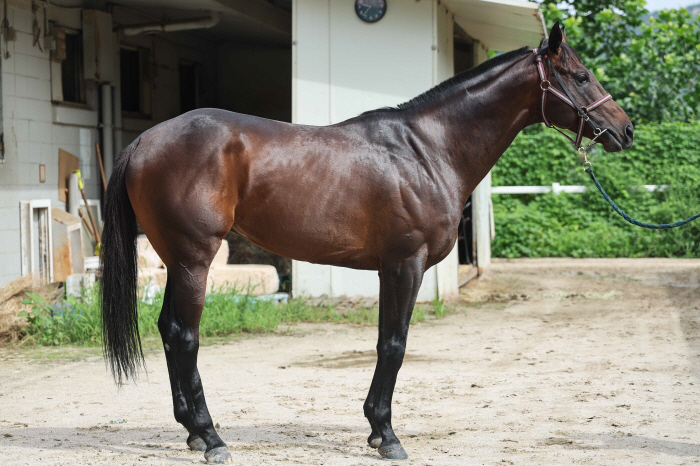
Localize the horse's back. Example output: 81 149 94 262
124 108 456 270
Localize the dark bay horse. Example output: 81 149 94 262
100 23 633 463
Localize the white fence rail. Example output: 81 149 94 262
492 182 669 195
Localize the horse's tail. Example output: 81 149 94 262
100 137 143 384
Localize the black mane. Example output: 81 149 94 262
362 46 532 116
361 40 582 116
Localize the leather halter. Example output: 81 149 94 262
534 49 613 151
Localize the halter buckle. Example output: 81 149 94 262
540 80 551 91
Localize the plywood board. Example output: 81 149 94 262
58 149 79 203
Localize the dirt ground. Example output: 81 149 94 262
2 258 700 465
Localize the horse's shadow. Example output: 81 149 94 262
548 432 700 457
0 422 378 462
663 272 700 380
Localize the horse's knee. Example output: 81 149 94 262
379 338 406 367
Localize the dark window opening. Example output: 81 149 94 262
120 48 141 113
454 42 474 75
61 33 85 103
454 22 476 266
179 63 197 114
458 195 475 265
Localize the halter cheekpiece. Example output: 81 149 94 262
533 49 613 154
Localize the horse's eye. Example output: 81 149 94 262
576 73 589 84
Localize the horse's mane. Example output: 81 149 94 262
362 39 578 116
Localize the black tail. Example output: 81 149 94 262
100 137 143 384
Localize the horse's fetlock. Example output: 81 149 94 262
373 405 392 426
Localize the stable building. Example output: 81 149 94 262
0 0 544 299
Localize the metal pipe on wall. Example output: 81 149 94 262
112 85 122 167
119 13 220 36
100 84 114 180
68 172 80 217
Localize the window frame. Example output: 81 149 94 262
50 26 89 108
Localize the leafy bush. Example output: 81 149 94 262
492 122 700 258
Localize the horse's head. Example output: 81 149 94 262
538 22 633 152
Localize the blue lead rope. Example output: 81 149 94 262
585 165 700 229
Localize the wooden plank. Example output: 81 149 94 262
58 149 80 203
458 265 479 288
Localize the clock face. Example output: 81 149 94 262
355 0 387 23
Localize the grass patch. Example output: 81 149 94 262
17 284 444 347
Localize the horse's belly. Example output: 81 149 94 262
232 201 380 270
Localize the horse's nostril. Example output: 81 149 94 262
625 124 634 140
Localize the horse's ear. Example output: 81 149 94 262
561 24 567 42
549 22 563 54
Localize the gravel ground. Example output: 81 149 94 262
1 258 700 465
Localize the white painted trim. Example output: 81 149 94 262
19 199 54 282
492 184 669 195
52 104 99 127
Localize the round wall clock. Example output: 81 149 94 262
355 0 387 23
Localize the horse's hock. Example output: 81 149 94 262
136 236 279 295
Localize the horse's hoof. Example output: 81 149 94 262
378 443 408 460
368 434 382 449
204 446 232 464
187 435 207 452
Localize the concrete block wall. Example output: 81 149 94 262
0 1 101 286
0 2 221 287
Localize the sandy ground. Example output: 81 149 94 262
2 258 700 465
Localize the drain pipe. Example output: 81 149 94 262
100 84 114 180
119 13 220 36
112 85 122 171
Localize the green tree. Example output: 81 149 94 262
538 1 700 124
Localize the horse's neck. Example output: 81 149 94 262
418 54 540 201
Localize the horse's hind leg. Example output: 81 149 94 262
159 240 232 464
158 277 206 452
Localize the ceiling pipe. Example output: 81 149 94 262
118 12 220 36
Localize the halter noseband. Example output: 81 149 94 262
534 49 613 154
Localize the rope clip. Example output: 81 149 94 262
578 147 592 171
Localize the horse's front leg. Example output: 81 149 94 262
365 253 426 460
364 271 384 449
161 260 232 464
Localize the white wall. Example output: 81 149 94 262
292 0 460 301
471 42 492 273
